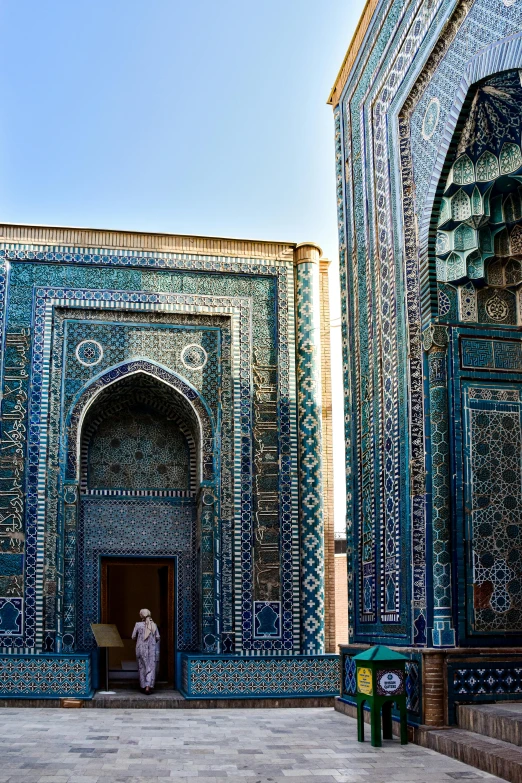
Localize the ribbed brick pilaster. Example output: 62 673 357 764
423 651 446 726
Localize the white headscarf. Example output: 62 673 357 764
140 608 157 640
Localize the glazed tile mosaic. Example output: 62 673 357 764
0 228 333 699
180 653 339 698
0 654 91 697
330 0 522 725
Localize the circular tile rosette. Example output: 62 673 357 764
181 343 208 370
75 340 104 367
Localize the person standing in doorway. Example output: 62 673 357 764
132 608 160 694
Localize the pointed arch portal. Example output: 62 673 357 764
60 361 219 677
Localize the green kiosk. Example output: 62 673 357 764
353 645 408 747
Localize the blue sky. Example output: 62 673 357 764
0 0 366 528
0 0 364 260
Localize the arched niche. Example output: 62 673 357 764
65 359 215 486
60 360 219 658
79 373 198 495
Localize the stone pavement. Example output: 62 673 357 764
0 707 507 783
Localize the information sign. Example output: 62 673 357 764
377 670 403 696
357 666 373 696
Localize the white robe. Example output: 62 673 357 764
132 621 160 688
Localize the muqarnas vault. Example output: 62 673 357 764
0 225 338 699
331 0 522 726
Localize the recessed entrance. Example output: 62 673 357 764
101 558 175 686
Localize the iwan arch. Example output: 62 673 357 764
0 226 338 699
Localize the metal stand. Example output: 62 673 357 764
97 647 116 695
90 623 123 695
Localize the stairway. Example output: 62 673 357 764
419 704 522 782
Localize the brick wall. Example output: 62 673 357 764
335 553 349 648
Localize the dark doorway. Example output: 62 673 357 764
101 557 175 686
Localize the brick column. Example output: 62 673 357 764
423 651 446 726
295 243 325 654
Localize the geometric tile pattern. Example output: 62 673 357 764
0 235 319 676
461 338 522 372
453 665 522 698
86 404 191 492
424 326 455 647
448 659 522 722
63 319 222 417
0 653 91 697
180 654 339 698
343 654 356 696
78 497 197 651
334 0 522 659
465 387 522 634
296 259 325 654
405 659 421 715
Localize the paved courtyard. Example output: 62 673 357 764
0 707 506 783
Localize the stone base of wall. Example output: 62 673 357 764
0 695 335 709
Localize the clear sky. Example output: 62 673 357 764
0 0 366 530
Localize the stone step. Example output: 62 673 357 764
0 693 335 709
420 726 522 783
86 692 335 709
457 704 522 746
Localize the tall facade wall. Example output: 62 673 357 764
0 225 338 699
332 0 522 723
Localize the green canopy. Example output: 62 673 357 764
353 645 408 662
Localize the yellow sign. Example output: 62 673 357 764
90 623 124 648
357 666 373 696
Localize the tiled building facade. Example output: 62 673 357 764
0 224 338 700
331 0 522 725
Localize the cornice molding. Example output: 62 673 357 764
0 223 297 261
327 0 381 108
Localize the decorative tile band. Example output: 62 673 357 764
296 260 325 654
461 338 522 372
0 653 91 698
447 659 522 723
180 654 339 698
